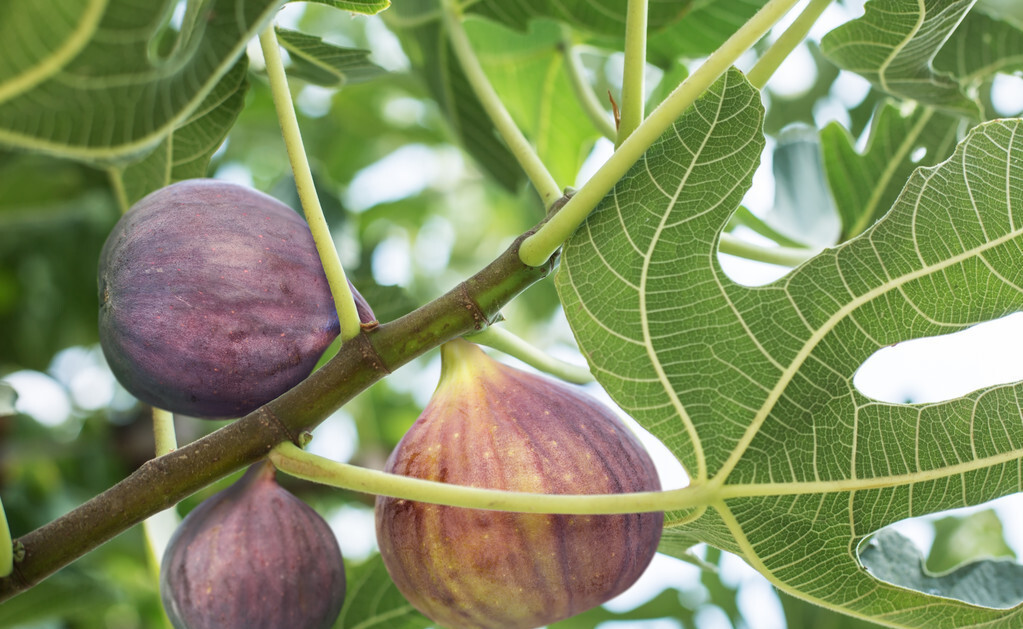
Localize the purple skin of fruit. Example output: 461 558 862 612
160 461 345 629
375 339 664 629
98 179 374 419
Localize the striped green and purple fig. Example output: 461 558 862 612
160 461 345 629
375 339 663 629
98 179 374 419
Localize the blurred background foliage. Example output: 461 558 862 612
1 0 1022 627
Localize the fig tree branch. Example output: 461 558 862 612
0 231 555 604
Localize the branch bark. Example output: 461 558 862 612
0 229 556 603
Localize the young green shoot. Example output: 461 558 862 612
616 0 648 147
441 0 562 208
718 232 819 267
258 26 363 342
0 498 11 578
270 441 707 514
560 33 617 141
518 0 805 268
468 325 594 384
142 407 180 580
747 0 835 89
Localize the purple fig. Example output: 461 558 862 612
160 461 345 629
97 179 374 419
375 339 663 629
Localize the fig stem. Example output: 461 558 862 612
258 25 363 342
467 326 594 384
140 406 180 579
718 233 818 267
440 0 563 209
746 0 834 90
0 498 12 578
616 0 647 148
517 0 804 268
151 407 177 456
558 32 617 142
270 442 698 514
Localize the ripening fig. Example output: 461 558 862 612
97 179 374 419
375 339 664 629
160 461 345 629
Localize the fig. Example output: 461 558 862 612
375 339 663 629
98 179 374 419
160 461 345 629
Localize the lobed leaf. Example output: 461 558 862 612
0 0 283 163
821 101 961 241
109 57 250 207
275 28 384 88
820 0 980 118
558 62 1023 626
934 10 1023 83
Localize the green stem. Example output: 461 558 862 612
271 442 705 514
718 232 818 267
142 407 180 581
0 498 11 578
746 0 834 90
151 407 177 456
560 35 617 141
727 206 807 249
441 0 562 208
617 0 648 147
258 26 362 342
518 0 803 267
106 169 131 214
467 326 593 384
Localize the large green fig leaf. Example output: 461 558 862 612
820 0 980 118
821 102 960 241
557 65 1023 626
0 0 282 163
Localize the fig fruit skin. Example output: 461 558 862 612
160 461 345 629
98 179 374 419
375 339 664 629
